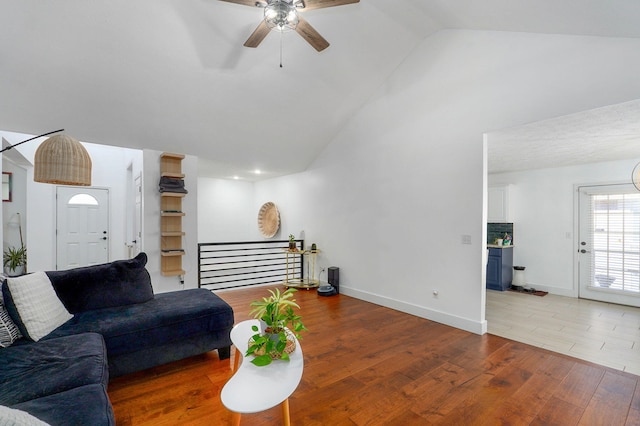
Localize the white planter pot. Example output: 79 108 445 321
4 265 25 277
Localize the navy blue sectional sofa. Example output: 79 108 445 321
0 253 234 425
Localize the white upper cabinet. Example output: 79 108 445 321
488 185 511 223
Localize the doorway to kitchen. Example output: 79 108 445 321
578 183 640 307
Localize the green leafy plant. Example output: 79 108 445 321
3 245 26 272
246 288 307 366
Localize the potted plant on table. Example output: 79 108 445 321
288 234 297 251
3 245 27 277
246 288 307 366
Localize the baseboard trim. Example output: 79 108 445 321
340 286 487 335
524 282 576 298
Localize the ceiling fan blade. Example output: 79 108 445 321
219 0 267 7
295 16 329 51
244 20 271 48
297 0 359 11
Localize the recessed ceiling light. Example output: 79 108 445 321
233 176 239 180
254 169 261 175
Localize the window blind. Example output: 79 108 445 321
587 191 640 293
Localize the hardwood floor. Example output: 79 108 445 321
108 286 640 425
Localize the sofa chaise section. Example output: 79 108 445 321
47 288 234 376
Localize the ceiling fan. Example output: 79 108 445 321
220 0 360 52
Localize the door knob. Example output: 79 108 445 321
101 237 107 240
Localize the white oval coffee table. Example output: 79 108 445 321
221 320 304 426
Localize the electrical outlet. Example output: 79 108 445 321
461 235 472 245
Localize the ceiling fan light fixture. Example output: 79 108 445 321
264 1 299 32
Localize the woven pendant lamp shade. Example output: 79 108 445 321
34 134 92 186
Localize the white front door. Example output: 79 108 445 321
56 186 109 270
578 184 640 307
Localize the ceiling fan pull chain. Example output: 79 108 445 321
280 31 284 68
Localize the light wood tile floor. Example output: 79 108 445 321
487 289 640 376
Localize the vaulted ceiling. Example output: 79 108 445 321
1 0 640 180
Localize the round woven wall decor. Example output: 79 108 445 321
633 162 640 192
258 202 280 238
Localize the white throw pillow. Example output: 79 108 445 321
0 405 50 426
6 272 73 341
0 299 22 348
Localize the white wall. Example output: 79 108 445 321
251 30 640 334
2 161 27 251
252 173 337 280
143 149 199 293
197 177 255 243
489 158 640 297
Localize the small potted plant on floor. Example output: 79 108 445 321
3 245 27 277
246 288 307 366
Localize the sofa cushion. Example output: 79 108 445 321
46 252 153 314
106 329 232 377
0 405 50 426
0 333 108 406
0 299 21 348
46 288 234 357
12 384 114 426
3 273 73 341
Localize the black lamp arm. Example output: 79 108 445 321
0 129 65 154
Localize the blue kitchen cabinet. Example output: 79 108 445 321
486 247 513 291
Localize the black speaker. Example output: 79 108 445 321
328 267 339 294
